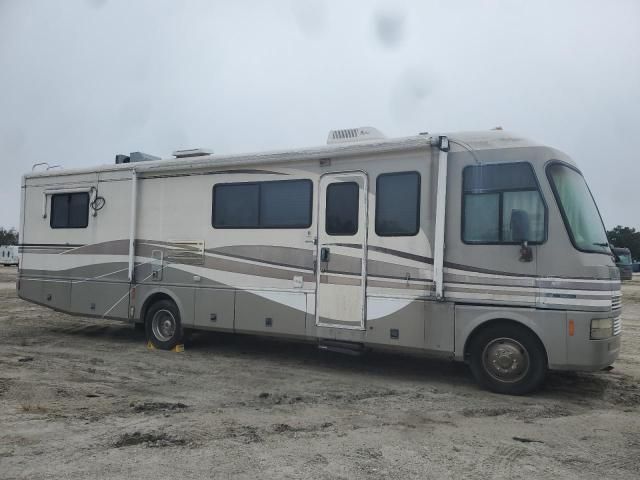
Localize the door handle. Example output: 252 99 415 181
320 247 330 263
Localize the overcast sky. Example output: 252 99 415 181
0 0 638 231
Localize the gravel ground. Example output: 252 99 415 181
0 267 638 479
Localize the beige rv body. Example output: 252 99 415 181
18 130 621 375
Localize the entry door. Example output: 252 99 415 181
316 172 368 329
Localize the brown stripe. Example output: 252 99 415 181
367 260 426 281
207 245 314 271
332 243 433 265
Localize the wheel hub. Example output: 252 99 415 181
482 338 530 383
151 309 176 342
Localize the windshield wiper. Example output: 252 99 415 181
592 242 609 247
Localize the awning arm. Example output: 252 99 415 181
432 135 449 300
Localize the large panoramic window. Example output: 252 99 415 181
50 192 90 229
375 172 421 236
463 163 546 244
212 179 312 229
546 163 609 254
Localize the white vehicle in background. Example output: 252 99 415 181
17 127 622 394
0 245 18 266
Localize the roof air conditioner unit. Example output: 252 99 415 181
326 126 385 145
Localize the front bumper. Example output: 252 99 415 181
555 313 621 371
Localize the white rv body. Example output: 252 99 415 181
17 129 621 393
1 245 19 266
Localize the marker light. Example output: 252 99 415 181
568 320 575 337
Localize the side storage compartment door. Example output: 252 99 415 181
71 281 130 319
20 278 71 312
194 288 235 331
235 290 307 337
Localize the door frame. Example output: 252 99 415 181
315 170 369 330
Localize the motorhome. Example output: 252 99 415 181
1 245 18 266
612 247 633 281
17 128 622 394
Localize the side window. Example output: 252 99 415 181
463 163 546 244
326 182 359 235
212 183 259 227
212 179 312 229
375 172 420 236
260 180 312 228
50 193 90 229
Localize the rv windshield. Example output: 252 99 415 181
547 163 609 254
617 252 632 265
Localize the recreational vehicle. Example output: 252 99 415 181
17 128 622 394
1 245 18 266
612 247 633 281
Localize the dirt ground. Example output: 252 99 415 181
0 267 638 479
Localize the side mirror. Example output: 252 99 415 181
510 209 533 262
610 245 620 263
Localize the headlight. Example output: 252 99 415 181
590 318 614 339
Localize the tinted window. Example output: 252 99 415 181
376 172 420 236
50 193 89 228
212 183 259 227
464 193 499 242
464 163 538 192
462 163 545 244
326 182 359 235
212 180 312 228
261 181 312 227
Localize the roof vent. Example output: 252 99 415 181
116 152 161 164
327 126 385 145
172 148 213 158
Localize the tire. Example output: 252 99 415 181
468 323 547 395
145 299 183 350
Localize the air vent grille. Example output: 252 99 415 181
332 129 359 141
326 126 385 145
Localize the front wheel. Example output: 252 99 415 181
468 323 547 395
145 299 183 350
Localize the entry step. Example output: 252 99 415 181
318 340 366 356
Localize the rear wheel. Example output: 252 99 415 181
469 323 547 395
145 299 183 350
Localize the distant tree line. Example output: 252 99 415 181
607 226 640 261
0 227 18 245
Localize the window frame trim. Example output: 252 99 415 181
461 161 548 246
545 159 610 255
325 181 360 236
49 192 90 229
211 178 313 229
375 171 421 237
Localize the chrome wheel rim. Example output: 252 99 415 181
151 309 176 342
482 337 530 383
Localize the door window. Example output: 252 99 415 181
325 182 359 235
